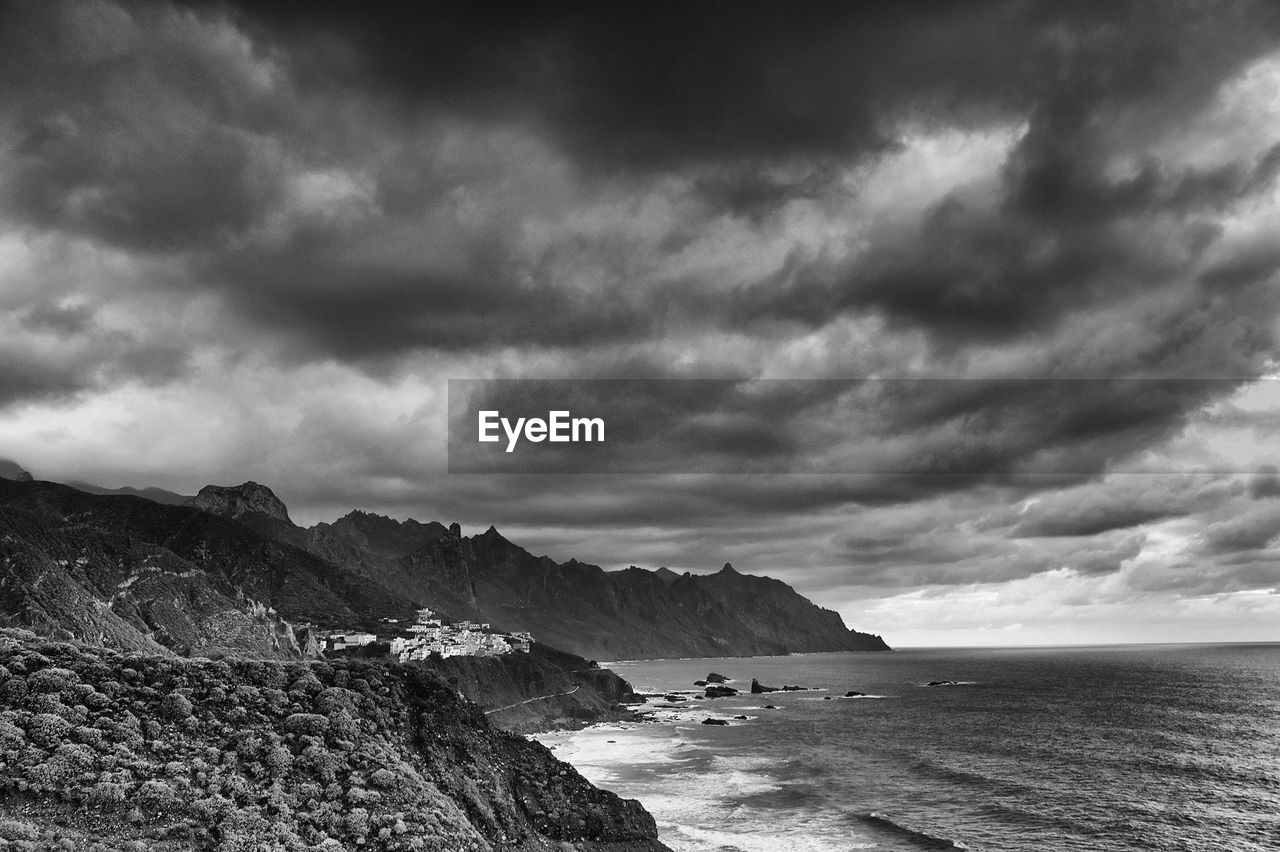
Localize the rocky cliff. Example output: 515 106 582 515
0 631 668 851
6 476 891 663
425 643 644 734
184 487 891 661
391 528 890 661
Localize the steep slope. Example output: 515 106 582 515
0 503 307 659
395 528 890 661
427 643 644 734
171 480 892 661
0 460 33 482
0 631 667 851
0 479 415 639
307 510 450 584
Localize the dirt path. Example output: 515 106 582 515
484 684 581 714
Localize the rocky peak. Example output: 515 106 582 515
189 481 292 524
0 459 34 482
719 562 739 574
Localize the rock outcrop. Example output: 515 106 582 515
188 480 293 524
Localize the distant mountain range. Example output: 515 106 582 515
0 465 889 660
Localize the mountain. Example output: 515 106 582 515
385 528 890 661
307 509 450 583
66 481 191 504
181 485 891 661
0 499 308 658
1 475 891 662
0 479 415 657
0 459 33 482
0 630 667 850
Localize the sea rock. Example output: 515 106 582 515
700 718 729 726
733 714 748 720
750 678 778 694
764 705 778 709
705 672 728 684
927 680 958 687
693 680 708 686
845 690 867 697
663 694 686 702
781 685 807 692
704 685 738 699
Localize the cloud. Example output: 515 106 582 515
2 1 1280 643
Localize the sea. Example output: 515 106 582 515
533 645 1280 852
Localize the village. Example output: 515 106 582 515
314 608 533 662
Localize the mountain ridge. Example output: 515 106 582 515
0 474 891 661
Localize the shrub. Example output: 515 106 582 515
160 692 193 720
0 676 28 703
264 745 292 777
368 768 399 790
0 716 25 751
314 687 358 715
289 672 323 696
26 692 69 717
71 725 105 749
27 667 78 694
26 713 72 748
0 819 40 841
82 691 110 710
86 782 128 805
284 714 329 737
327 710 359 741
137 779 177 809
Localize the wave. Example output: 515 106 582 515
861 812 970 850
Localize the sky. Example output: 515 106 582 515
2 0 1280 646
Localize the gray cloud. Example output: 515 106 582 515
3 1 1280 642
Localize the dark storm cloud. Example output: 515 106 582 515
4 0 1278 364
204 1 1280 171
1013 506 1179 538
0 2 296 253
5 0 1280 630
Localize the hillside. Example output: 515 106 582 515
389 528 889 661
0 630 666 851
0 479 414 656
2 475 891 662
161 482 892 661
428 643 644 734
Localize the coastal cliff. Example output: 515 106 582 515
0 631 669 851
425 643 645 734
392 528 890 661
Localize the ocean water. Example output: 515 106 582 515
534 645 1280 851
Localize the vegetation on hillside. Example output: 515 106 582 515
0 630 664 852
